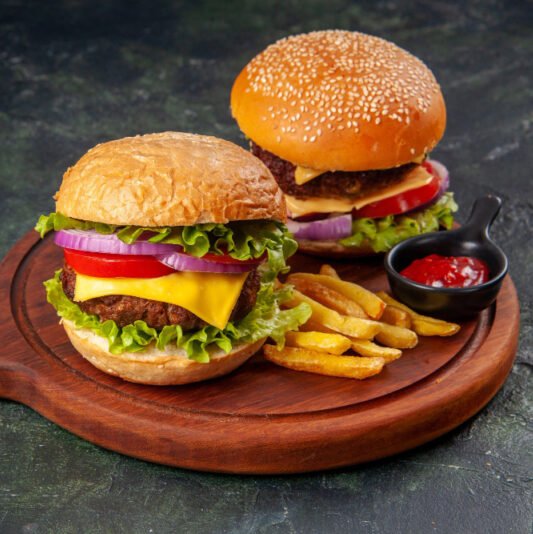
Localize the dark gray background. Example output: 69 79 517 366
1 1 531 533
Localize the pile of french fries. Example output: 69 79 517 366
263 265 460 380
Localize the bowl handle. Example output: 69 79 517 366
459 195 502 241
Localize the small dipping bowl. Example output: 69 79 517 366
384 195 508 320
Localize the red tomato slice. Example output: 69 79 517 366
352 163 441 219
63 249 176 278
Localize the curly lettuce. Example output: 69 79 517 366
38 212 308 361
44 269 311 363
339 193 458 253
38 193 456 359
35 213 297 278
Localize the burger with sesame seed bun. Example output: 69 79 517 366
231 30 457 256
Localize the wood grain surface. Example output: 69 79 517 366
0 231 520 474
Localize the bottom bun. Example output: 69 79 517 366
63 320 265 385
296 239 376 258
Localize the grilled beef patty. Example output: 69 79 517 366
251 141 414 200
61 263 261 330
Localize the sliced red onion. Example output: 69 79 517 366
156 250 256 273
54 229 177 255
287 214 352 241
427 159 450 193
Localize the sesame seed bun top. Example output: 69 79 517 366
231 30 446 171
55 132 286 227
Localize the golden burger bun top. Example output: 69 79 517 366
56 132 287 226
231 30 446 171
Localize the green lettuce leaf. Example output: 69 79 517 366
35 214 296 274
339 193 458 253
38 212 305 361
44 270 311 362
35 212 116 236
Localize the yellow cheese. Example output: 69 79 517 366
286 165 433 217
74 271 249 330
293 156 426 185
294 166 326 185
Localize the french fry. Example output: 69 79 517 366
288 273 385 320
375 323 418 349
285 331 352 355
287 275 368 319
350 339 402 364
380 305 412 329
283 289 380 339
298 318 336 333
411 319 461 337
319 264 341 279
263 345 385 379
376 291 460 337
276 265 462 382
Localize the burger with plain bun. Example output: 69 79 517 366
231 30 457 256
36 132 310 384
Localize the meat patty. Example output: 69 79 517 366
251 142 414 200
61 263 261 330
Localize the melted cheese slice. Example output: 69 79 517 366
286 165 433 217
74 271 249 330
293 154 426 186
294 166 327 185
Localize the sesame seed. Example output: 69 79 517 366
241 30 440 145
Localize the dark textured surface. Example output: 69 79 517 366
0 1 531 532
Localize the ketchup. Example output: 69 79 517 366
400 254 489 288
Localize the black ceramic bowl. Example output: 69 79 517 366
384 195 508 320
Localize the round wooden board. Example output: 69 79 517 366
0 231 520 474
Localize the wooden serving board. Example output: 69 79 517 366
0 231 520 474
